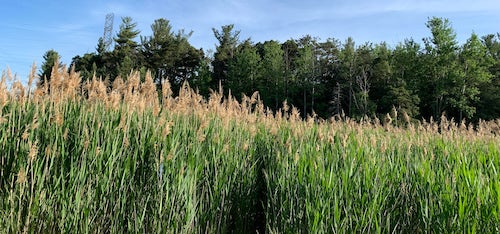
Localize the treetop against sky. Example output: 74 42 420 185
1 0 499 80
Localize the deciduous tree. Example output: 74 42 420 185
453 33 494 119
421 17 461 118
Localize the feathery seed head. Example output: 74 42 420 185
28 140 38 161
22 130 29 141
17 167 26 184
28 62 38 89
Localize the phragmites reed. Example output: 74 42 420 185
402 111 411 125
390 106 398 123
112 76 125 93
440 112 450 132
64 66 82 99
48 63 64 95
0 63 498 233
28 62 37 90
140 71 157 100
84 75 108 102
11 80 25 100
28 140 38 161
0 70 9 108
161 78 173 106
373 115 381 126
127 71 141 94
384 113 392 126
17 167 26 184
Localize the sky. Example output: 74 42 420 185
1 0 499 83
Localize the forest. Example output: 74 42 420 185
41 16 500 122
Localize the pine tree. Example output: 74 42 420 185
227 40 261 99
260 40 284 109
38 49 62 87
114 17 141 80
212 25 240 90
141 18 202 91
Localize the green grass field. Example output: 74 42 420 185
1 68 499 233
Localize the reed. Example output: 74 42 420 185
0 65 498 232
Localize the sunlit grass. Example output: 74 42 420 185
0 65 499 233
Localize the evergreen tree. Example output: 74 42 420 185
212 25 240 90
114 17 141 80
71 53 98 81
170 31 203 86
115 17 140 55
141 18 175 83
38 49 62 87
141 19 202 91
259 40 284 109
95 37 115 80
191 53 212 97
96 37 107 55
227 40 261 99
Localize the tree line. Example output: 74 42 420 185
39 16 500 122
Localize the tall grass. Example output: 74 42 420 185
0 65 499 233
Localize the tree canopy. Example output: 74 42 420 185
61 16 500 122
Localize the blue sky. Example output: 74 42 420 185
1 0 499 82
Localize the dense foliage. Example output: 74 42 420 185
1 65 499 232
53 16 500 122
